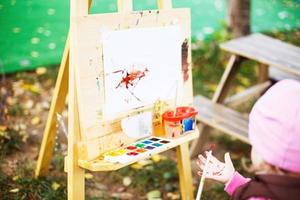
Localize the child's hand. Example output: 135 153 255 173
197 152 235 184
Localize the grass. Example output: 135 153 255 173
0 158 67 200
0 129 22 159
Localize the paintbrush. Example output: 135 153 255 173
173 80 179 117
195 144 215 200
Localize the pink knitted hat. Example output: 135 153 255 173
249 79 300 173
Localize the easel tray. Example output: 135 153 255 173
77 128 199 171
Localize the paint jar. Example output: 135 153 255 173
152 100 169 137
162 106 197 139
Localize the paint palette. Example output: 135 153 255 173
104 137 171 164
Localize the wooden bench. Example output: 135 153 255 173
191 33 300 157
194 95 248 143
220 33 300 77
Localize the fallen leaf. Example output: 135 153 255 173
151 155 162 163
19 124 27 130
0 87 7 95
163 172 172 180
235 86 245 93
51 182 60 191
131 163 143 170
12 175 20 181
0 125 7 132
9 188 19 193
20 131 29 142
36 67 47 75
31 117 41 125
137 159 153 166
41 100 50 110
23 100 34 109
85 173 93 179
147 190 161 200
238 76 251 86
13 81 25 96
123 176 132 186
207 83 217 91
6 96 17 105
34 103 43 113
22 83 40 94
116 186 126 192
111 192 133 199
167 192 180 200
0 131 9 138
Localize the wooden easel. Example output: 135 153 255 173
35 0 197 199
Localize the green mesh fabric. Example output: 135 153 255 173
0 0 299 74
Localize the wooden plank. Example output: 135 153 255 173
118 0 133 12
222 34 300 64
157 0 173 9
67 78 85 200
78 129 199 171
194 95 249 143
35 0 93 179
269 67 300 81
35 37 69 177
77 131 137 161
176 142 194 200
67 0 88 199
224 81 271 107
220 33 300 76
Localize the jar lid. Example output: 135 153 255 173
162 106 198 122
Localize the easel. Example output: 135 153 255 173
35 0 197 199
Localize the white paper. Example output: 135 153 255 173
121 112 152 139
102 26 182 118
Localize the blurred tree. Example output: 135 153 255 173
228 0 250 37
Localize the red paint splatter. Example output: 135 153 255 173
113 67 149 101
113 68 149 89
209 144 216 151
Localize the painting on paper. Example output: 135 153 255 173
102 26 182 119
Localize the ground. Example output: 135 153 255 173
0 29 299 199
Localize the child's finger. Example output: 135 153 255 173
197 160 205 170
198 154 207 163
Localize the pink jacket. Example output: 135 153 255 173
225 172 266 200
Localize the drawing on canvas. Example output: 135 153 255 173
102 26 182 119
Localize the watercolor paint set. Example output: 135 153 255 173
104 137 171 164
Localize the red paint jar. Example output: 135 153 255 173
162 106 197 139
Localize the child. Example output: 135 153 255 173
197 79 300 200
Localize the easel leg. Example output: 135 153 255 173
35 0 93 177
35 38 69 177
176 143 194 200
67 39 85 199
67 96 85 200
190 55 243 157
